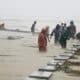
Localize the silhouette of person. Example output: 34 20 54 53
38 28 47 52
50 24 61 44
68 21 76 39
31 21 37 34
59 26 70 48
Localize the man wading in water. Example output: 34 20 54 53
31 21 37 34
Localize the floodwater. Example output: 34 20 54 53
0 19 80 80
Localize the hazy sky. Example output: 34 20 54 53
0 0 80 19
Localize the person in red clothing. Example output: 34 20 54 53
38 28 47 52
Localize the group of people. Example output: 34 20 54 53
31 20 77 52
50 21 76 48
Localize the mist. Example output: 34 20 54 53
0 0 80 19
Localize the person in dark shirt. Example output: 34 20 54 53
59 26 70 48
68 21 76 39
31 21 37 34
50 24 61 44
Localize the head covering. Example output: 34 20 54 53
41 28 46 34
46 26 49 29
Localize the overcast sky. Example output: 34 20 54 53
0 0 80 19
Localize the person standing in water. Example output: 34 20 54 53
50 24 61 44
59 24 70 48
31 21 37 34
68 21 76 39
38 28 47 52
